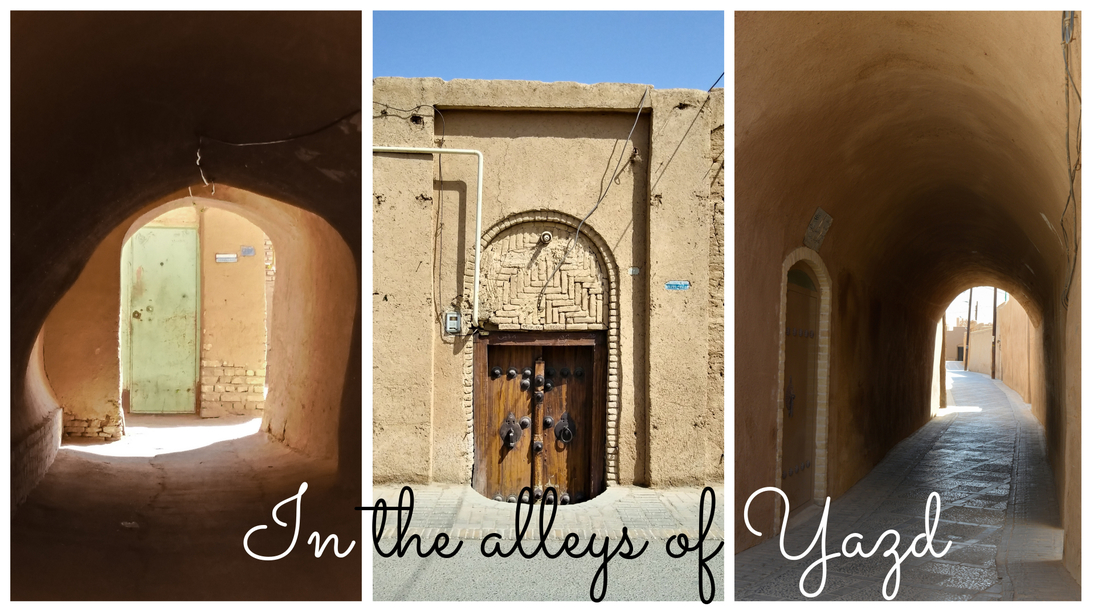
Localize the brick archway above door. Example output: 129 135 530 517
461 211 622 485
479 221 608 331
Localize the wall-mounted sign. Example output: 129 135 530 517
804 207 833 251
215 253 238 263
665 280 690 290
241 246 256 256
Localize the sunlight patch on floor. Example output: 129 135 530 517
62 417 261 458
935 405 983 417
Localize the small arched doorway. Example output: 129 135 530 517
120 204 272 417
782 263 820 512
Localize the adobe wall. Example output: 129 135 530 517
1061 238 1080 581
9 11 362 510
192 189 357 462
707 90 726 480
967 327 993 376
35 187 356 466
930 318 944 414
12 331 63 510
996 299 1031 401
43 216 137 440
373 78 723 487
43 204 270 429
1059 29 1081 580
199 208 269 418
735 12 1078 570
944 325 966 361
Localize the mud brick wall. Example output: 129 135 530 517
62 411 122 440
200 362 266 417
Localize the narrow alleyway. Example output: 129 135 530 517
735 363 1079 601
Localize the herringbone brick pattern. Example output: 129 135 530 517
480 223 606 330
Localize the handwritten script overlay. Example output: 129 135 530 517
743 487 952 600
243 482 723 602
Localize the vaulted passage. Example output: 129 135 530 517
10 13 362 599
734 11 1081 591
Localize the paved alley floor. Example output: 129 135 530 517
369 482 724 600
734 363 1079 601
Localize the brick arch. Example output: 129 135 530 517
775 247 833 514
461 211 623 484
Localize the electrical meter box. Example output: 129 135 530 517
444 312 461 334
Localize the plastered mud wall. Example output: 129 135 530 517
10 12 361 506
373 78 723 488
967 326 994 376
34 187 356 465
736 13 1080 581
12 332 63 510
199 208 269 418
707 91 726 480
43 218 136 438
996 299 1032 401
944 325 966 361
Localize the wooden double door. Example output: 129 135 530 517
473 331 606 504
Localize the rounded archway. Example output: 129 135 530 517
774 248 833 516
38 185 357 463
467 211 620 503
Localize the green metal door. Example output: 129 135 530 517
128 227 199 413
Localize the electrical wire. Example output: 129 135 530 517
193 107 361 194
536 87 650 312
1060 11 1081 308
432 106 448 321
200 108 361 147
535 72 721 313
707 72 724 92
374 101 454 321
374 102 429 113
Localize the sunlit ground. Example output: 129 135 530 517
938 361 983 416
62 414 261 458
936 404 983 416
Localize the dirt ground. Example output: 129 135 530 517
10 415 361 600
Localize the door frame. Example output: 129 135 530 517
782 267 819 511
472 330 607 500
774 247 832 521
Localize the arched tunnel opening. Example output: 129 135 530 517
13 186 360 599
10 12 362 600
735 11 1081 595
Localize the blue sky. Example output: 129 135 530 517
373 11 724 91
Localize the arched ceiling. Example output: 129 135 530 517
736 11 1077 321
10 12 361 379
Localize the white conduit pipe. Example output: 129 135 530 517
372 146 485 327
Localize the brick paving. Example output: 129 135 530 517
734 362 1079 601
369 482 724 543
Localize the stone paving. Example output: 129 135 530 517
734 362 1079 601
368 482 724 543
